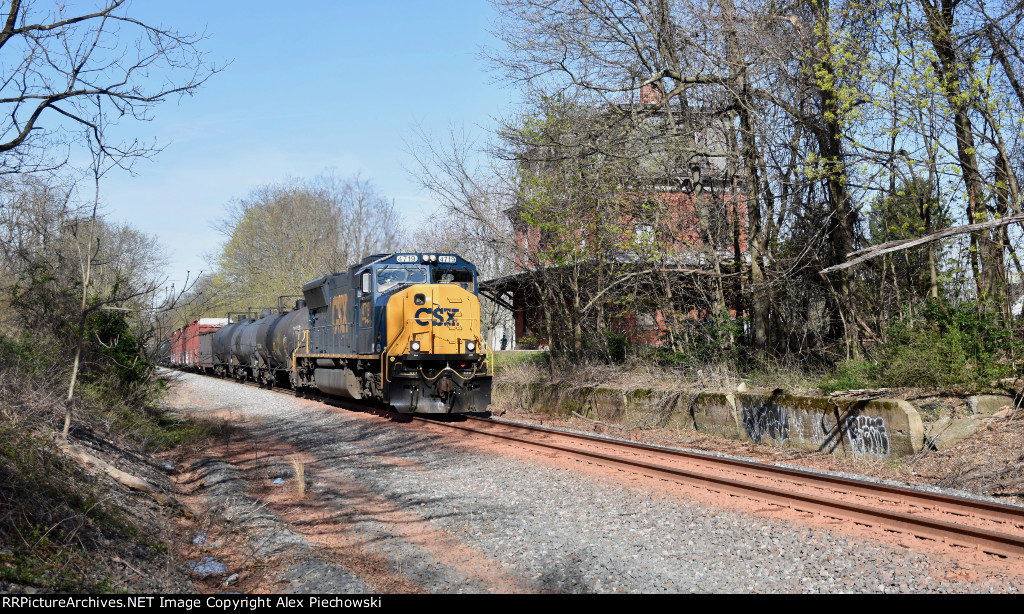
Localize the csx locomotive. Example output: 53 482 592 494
169 253 492 413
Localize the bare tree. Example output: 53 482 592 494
406 125 519 268
406 126 520 349
0 169 172 430
0 0 219 173
0 1 218 437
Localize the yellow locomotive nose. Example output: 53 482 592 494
387 284 482 357
382 282 491 413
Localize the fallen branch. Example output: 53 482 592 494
571 410 627 430
821 213 1024 274
59 442 178 508
827 387 893 396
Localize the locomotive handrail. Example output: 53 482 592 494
381 313 424 383
477 335 492 376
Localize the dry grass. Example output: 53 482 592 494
497 356 740 392
290 456 305 499
494 352 837 396
492 356 548 384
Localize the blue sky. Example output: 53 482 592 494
100 1 514 288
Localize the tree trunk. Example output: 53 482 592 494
63 168 101 440
810 0 861 357
922 0 1007 316
720 0 769 352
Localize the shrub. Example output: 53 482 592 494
822 300 1023 391
819 359 878 393
879 301 1021 388
516 335 540 350
604 330 631 363
491 349 550 378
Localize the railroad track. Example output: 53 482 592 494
180 370 1024 563
407 414 1024 562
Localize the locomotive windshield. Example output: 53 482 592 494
435 267 476 292
376 266 427 293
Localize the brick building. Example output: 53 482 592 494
479 84 748 350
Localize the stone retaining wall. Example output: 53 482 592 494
494 382 925 458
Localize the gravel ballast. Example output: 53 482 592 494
164 371 1024 593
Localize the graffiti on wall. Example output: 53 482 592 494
844 415 890 457
789 411 840 453
741 403 790 444
761 403 892 457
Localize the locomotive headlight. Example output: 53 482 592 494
411 341 421 352
466 341 476 353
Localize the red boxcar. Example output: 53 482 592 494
170 318 228 369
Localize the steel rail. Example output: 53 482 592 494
467 416 1024 530
418 416 1024 560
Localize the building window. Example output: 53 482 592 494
637 312 657 329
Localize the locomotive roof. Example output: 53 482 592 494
357 252 476 269
302 253 478 294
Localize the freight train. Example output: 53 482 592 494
167 253 492 413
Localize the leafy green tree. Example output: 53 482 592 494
210 174 402 314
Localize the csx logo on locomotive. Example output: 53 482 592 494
414 307 460 327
